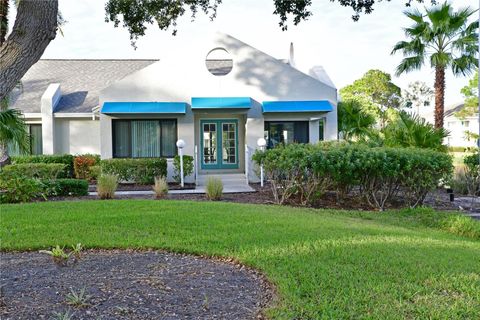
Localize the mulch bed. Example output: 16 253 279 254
0 250 273 320
49 183 460 211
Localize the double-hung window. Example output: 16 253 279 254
113 120 177 158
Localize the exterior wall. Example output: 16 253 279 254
55 119 100 154
445 116 479 148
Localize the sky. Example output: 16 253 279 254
10 0 478 106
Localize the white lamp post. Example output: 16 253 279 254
176 139 186 188
257 138 267 187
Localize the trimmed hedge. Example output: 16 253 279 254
11 154 75 177
2 163 67 179
253 143 453 210
100 158 167 184
42 179 89 197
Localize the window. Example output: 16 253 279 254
461 121 470 127
205 48 233 76
7 124 42 155
264 121 309 148
113 120 177 158
319 119 325 141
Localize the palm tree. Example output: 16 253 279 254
383 111 449 152
337 100 376 141
0 108 29 166
392 2 478 128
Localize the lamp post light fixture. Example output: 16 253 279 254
176 139 186 188
257 138 267 187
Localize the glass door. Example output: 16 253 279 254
201 119 238 169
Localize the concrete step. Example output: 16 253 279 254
196 173 247 186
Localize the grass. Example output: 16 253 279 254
1 200 479 319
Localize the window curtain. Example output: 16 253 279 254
30 124 43 155
113 121 131 157
161 120 176 157
131 120 160 157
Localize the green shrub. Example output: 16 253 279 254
153 176 168 199
100 158 167 184
462 153 480 196
11 154 75 177
97 174 118 199
0 174 44 203
74 154 100 179
253 143 453 210
42 179 89 197
206 177 223 201
173 155 194 183
89 165 102 180
2 163 67 179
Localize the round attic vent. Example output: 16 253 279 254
205 48 233 76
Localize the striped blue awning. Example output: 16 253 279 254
262 100 333 113
191 97 251 109
101 102 187 114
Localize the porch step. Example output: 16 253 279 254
196 173 248 187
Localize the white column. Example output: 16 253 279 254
324 104 338 140
309 119 320 144
41 84 61 154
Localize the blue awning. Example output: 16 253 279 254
191 97 251 109
101 102 187 114
262 100 333 113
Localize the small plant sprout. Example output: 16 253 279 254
66 287 90 307
39 245 70 266
52 309 74 320
71 243 83 260
39 243 84 266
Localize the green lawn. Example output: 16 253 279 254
1 200 479 319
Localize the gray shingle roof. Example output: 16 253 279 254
9 59 158 113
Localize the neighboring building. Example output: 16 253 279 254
9 33 338 182
422 103 478 148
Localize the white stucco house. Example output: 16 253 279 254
420 103 478 148
9 33 338 182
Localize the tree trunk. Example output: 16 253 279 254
0 0 8 45
0 0 58 101
434 66 445 128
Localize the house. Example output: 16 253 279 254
9 33 338 182
421 103 478 148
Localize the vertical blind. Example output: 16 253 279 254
7 124 43 155
113 120 177 158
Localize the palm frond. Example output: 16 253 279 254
430 51 452 68
395 55 425 76
0 108 29 153
451 55 478 76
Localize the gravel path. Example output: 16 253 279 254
0 250 272 319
